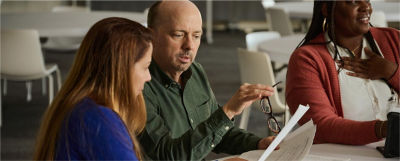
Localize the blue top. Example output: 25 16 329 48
54 98 139 161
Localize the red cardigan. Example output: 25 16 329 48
286 27 400 145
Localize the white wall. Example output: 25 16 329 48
1 1 65 13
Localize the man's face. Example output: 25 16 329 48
152 3 203 73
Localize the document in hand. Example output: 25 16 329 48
238 104 316 161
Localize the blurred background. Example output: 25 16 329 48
1 0 399 160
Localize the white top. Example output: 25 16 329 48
325 32 395 121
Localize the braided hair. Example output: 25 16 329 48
297 1 381 73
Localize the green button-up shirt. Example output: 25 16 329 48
139 61 261 160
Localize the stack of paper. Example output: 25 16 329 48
238 104 316 161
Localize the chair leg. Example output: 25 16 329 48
48 75 54 104
239 106 251 130
55 68 62 91
26 81 32 102
272 62 288 74
3 79 7 95
42 78 46 95
284 108 291 124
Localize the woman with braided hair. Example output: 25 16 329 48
286 0 399 145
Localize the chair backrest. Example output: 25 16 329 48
52 6 90 12
261 0 275 8
245 31 280 51
237 48 286 113
1 29 46 76
265 7 294 36
370 11 387 27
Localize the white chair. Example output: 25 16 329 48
265 7 294 36
41 6 89 50
245 31 280 52
1 29 62 104
51 6 89 12
261 0 275 8
246 31 286 84
370 11 387 27
237 48 289 130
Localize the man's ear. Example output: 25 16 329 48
321 3 328 18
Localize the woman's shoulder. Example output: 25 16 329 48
57 99 137 160
68 98 125 129
370 27 400 39
63 98 133 151
370 27 399 34
292 35 328 59
288 33 334 70
294 34 327 54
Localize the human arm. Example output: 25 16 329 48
212 126 261 154
138 90 236 161
338 47 398 85
286 47 380 145
223 83 274 119
138 61 276 159
375 120 388 139
139 73 274 159
139 90 273 159
339 28 400 92
213 126 277 153
213 82 276 154
212 122 277 154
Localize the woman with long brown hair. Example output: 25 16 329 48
33 17 152 160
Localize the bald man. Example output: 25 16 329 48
139 1 276 160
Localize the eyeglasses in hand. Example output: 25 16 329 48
260 81 282 134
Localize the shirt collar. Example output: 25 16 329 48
149 60 193 89
324 32 368 59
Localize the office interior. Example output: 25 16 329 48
1 0 399 160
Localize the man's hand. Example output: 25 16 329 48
338 47 397 80
258 136 279 150
222 83 274 119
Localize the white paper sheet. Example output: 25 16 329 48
256 104 310 161
238 119 316 161
265 120 315 161
236 104 315 161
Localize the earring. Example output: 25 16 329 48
322 18 327 32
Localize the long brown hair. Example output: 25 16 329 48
33 17 152 160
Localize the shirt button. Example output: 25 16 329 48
374 98 378 104
211 144 215 148
164 85 168 88
190 119 194 123
225 126 230 130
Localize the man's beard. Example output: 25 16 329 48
174 51 193 72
